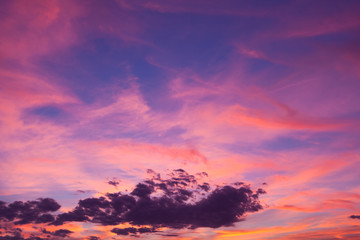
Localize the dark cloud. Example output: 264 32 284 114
53 229 73 237
0 169 266 238
0 235 54 240
51 208 89 226
87 236 101 240
35 214 55 223
50 169 265 232
111 227 156 236
111 227 137 235
1 227 22 238
0 198 60 225
0 237 23 240
0 226 73 239
0 227 47 240
41 228 73 238
350 215 360 219
107 178 120 187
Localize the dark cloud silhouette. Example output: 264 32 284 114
87 236 101 240
111 227 137 235
53 229 73 237
0 227 22 238
107 178 120 187
0 198 60 225
111 227 156 236
0 169 266 238
350 215 360 219
41 228 73 238
0 226 46 240
0 236 51 240
50 169 265 232
51 208 89 226
0 226 73 239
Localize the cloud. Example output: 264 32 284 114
50 169 265 232
87 237 100 240
0 0 80 61
0 226 73 239
52 229 73 237
111 227 156 236
0 198 60 225
106 178 120 188
350 215 360 219
0 170 265 238
41 228 73 238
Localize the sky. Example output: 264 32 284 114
1 0 360 239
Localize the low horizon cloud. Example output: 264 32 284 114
0 169 266 239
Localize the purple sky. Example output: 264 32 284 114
1 0 360 239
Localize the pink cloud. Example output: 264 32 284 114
0 0 150 64
85 139 207 165
0 0 81 61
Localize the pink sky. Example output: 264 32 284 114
1 0 360 239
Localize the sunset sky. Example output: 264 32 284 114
1 0 360 239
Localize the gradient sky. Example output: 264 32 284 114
1 0 360 239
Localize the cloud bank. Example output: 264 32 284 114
0 169 265 239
